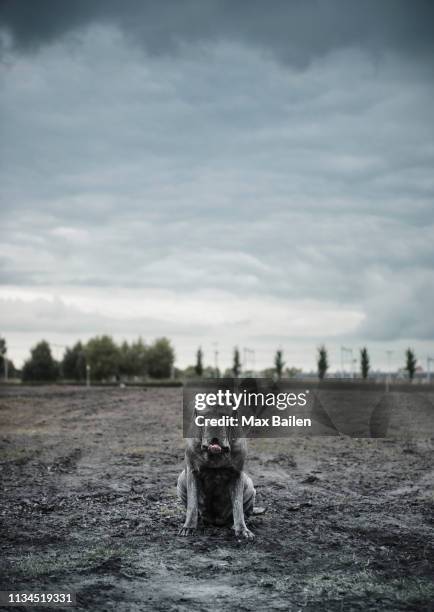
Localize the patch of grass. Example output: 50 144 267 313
10 552 80 578
117 444 167 456
0 447 37 463
283 570 434 606
159 505 178 517
8 546 133 578
83 546 131 565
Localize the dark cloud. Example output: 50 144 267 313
1 0 434 67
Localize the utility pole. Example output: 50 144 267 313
213 342 219 378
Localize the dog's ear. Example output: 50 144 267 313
190 408 202 440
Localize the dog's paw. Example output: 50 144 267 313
178 526 197 536
235 527 255 540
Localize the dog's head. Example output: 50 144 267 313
196 405 232 455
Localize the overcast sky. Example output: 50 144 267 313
1 1 433 371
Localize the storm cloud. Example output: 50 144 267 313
0 2 433 369
2 0 434 67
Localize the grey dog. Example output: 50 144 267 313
177 405 256 539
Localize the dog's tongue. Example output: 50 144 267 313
208 443 222 454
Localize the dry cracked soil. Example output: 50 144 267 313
0 386 433 611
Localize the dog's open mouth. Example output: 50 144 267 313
207 443 222 454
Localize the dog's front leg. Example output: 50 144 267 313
179 467 199 536
231 474 254 540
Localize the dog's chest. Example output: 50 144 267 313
198 467 238 494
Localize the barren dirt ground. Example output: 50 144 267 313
0 386 433 611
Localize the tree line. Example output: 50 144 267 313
193 345 420 381
0 336 421 382
315 345 418 381
19 336 175 382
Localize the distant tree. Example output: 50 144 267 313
0 337 15 379
182 365 198 378
0 336 7 378
85 336 120 381
147 337 175 379
6 359 16 378
360 347 370 380
173 367 184 380
62 341 87 381
119 340 147 378
118 341 131 377
0 336 6 358
22 341 59 382
129 338 148 377
232 347 241 377
405 348 417 382
317 345 328 380
274 349 285 379
195 347 204 377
